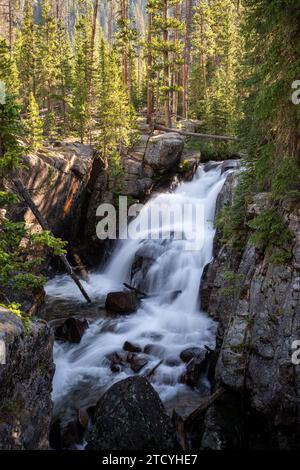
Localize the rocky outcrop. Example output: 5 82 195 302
200 172 300 449
0 307 54 450
12 143 95 243
144 132 184 173
87 376 175 450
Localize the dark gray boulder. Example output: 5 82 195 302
54 317 89 343
87 376 175 450
105 291 138 314
180 347 207 364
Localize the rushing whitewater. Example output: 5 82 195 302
46 164 230 415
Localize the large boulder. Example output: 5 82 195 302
144 133 184 172
87 376 175 450
0 307 54 450
105 291 138 314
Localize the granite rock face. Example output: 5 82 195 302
200 172 300 449
13 143 95 243
0 307 55 450
144 132 184 172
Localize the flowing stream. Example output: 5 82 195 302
46 164 230 419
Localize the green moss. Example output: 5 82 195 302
248 209 293 264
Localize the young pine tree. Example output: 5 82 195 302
147 0 185 127
0 35 21 170
36 0 59 137
72 1 94 143
23 92 43 152
97 41 136 162
16 0 37 109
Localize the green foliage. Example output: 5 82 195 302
147 0 185 125
72 2 94 143
16 0 37 107
0 36 22 172
190 0 241 155
248 209 293 264
23 93 43 152
0 216 67 301
219 0 300 264
97 42 137 160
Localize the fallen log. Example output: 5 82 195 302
154 124 239 142
184 387 225 426
13 179 92 304
173 387 226 450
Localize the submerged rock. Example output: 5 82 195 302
87 376 175 450
105 291 138 314
54 317 89 344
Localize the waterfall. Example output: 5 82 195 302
46 164 230 415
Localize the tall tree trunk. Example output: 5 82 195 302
120 0 129 97
163 0 171 128
146 11 153 126
108 0 114 51
8 0 12 53
171 3 180 126
182 0 192 119
200 13 207 96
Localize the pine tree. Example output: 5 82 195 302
16 0 37 108
56 20 74 136
190 0 239 155
97 40 136 161
115 0 139 102
0 35 21 170
147 0 185 127
23 92 43 152
72 0 95 143
36 0 59 136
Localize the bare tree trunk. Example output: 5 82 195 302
163 0 171 128
108 0 114 51
171 3 180 126
8 0 12 52
182 0 192 119
146 11 153 126
120 0 130 97
200 14 207 96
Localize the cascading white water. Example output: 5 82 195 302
46 164 229 415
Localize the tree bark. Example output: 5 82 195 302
146 11 153 126
163 0 171 128
182 0 192 119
